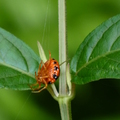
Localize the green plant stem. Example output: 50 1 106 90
58 0 67 96
58 0 72 120
58 97 72 120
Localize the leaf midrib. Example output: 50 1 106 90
76 48 120 75
0 33 30 72
0 62 35 79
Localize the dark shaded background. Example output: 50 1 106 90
0 0 120 120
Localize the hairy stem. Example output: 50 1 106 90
58 0 72 120
58 0 67 96
58 97 72 120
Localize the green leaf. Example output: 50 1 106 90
0 28 40 90
70 14 120 84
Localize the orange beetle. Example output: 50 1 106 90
30 52 60 93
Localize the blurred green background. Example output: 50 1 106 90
0 0 120 120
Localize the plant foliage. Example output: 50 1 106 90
0 28 40 90
70 14 120 84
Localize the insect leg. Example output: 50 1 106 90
32 79 48 93
38 60 44 73
31 82 41 93
49 51 51 60
30 82 40 90
42 52 51 70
